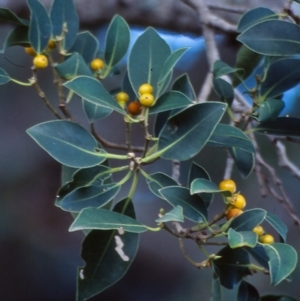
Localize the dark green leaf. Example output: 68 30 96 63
237 20 300 56
77 199 139 301
210 274 222 301
0 68 10 85
265 212 288 242
213 246 251 289
213 60 243 78
157 102 226 161
172 73 196 101
0 8 29 26
83 100 112 123
26 120 106 168
69 207 148 233
155 206 184 223
122 71 136 101
64 76 125 114
149 91 193 115
246 245 269 270
69 32 99 63
27 0 52 54
229 147 255 179
190 178 220 194
1 26 29 52
261 295 298 301
263 243 297 286
257 99 285 122
237 281 260 301
128 27 171 98
212 78 234 106
229 209 266 232
50 0 79 51
61 165 78 185
228 229 257 248
159 186 207 223
237 7 278 33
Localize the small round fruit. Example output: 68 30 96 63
259 234 274 244
226 208 243 220
24 46 36 56
90 58 104 71
115 92 129 103
140 93 155 107
128 101 142 115
33 54 48 69
219 179 236 194
253 225 264 236
138 83 153 95
47 39 56 49
231 194 246 209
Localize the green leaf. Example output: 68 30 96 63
77 199 139 301
159 186 207 223
257 99 285 122
64 76 125 114
255 117 300 136
228 229 257 248
237 281 260 301
213 246 251 289
0 68 10 85
155 206 184 223
237 20 300 56
0 8 29 26
27 0 52 54
190 178 220 194
246 245 269 270
26 120 106 168
208 124 255 153
55 53 93 80
1 26 29 53
83 100 112 123
237 7 278 33
69 207 148 233
212 60 243 78
122 71 136 102
229 147 255 179
69 31 99 64
263 243 297 286
265 212 288 242
149 91 193 115
172 73 196 101
146 172 178 198
158 47 189 85
261 295 298 301
128 27 171 98
104 15 130 72
50 0 79 51
210 274 222 301
157 102 226 161
212 78 234 105
260 59 300 99
229 209 266 232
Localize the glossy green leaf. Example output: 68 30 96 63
213 246 250 289
26 120 106 168
77 199 139 301
146 172 178 199
69 207 148 233
210 274 222 301
229 209 266 232
172 73 196 101
208 124 255 153
263 243 297 286
190 178 219 194
155 206 184 223
61 165 79 185
212 78 234 106
104 15 130 71
255 117 300 136
260 59 300 99
149 91 193 115
237 7 278 33
237 281 260 301
50 0 79 51
122 71 136 102
237 20 300 56
228 229 257 248
69 32 99 63
261 295 298 301
27 0 52 54
0 68 10 85
232 45 262 87
1 26 29 52
157 102 226 161
257 99 285 122
213 60 243 78
83 100 112 123
128 27 171 98
265 212 288 242
64 76 125 114
159 186 207 223
55 53 93 80
229 147 255 179
0 8 29 26
158 47 189 85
